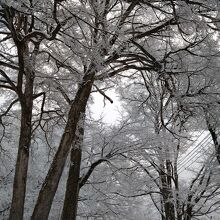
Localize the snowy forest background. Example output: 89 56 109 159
1 0 220 219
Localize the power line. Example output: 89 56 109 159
178 130 209 166
178 147 215 175
178 130 218 174
178 135 213 172
177 132 211 170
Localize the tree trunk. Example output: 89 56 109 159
9 43 34 220
184 202 192 220
173 144 182 220
32 71 95 220
9 106 33 220
159 161 175 220
61 120 84 220
166 160 175 220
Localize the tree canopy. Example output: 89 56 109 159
0 0 220 219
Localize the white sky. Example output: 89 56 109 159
91 89 121 124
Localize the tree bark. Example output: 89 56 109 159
166 160 175 220
173 146 182 220
205 111 220 165
184 195 193 220
9 42 35 220
159 161 176 220
32 71 95 220
9 106 33 220
61 116 84 220
208 127 220 165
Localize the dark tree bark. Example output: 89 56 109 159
205 111 220 165
166 160 175 220
184 201 192 220
207 127 220 165
32 70 95 220
173 146 182 220
9 105 33 220
159 161 176 220
61 117 84 220
9 40 36 220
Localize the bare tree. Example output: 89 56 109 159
0 0 220 219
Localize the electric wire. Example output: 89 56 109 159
178 129 207 164
177 132 211 169
178 147 216 175
178 135 213 172
178 130 219 174
178 139 214 174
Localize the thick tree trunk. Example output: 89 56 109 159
159 161 176 220
9 43 34 220
9 107 33 220
184 201 192 220
61 114 84 220
61 120 84 220
32 71 95 220
166 160 175 220
61 148 81 220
